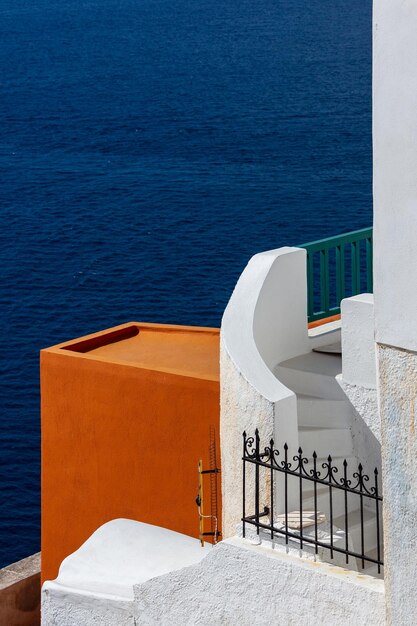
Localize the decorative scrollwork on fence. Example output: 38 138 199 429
242 429 383 574
243 429 380 498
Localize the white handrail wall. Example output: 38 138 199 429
220 247 309 537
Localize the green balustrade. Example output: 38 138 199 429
300 227 373 323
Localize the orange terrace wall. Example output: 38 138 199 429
41 323 220 583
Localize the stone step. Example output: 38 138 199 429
305 455 359 482
268 506 381 574
280 455 360 511
274 352 345 400
298 427 353 458
360 547 384 579
297 394 352 428
334 506 381 556
302 483 361 516
312 341 342 355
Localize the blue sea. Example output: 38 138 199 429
0 0 371 567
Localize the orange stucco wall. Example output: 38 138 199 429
41 323 220 583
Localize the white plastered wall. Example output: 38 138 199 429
338 294 380 475
373 0 417 622
341 294 376 390
41 520 212 626
220 247 309 537
373 0 417 355
133 538 385 626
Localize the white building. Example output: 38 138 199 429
41 1 417 623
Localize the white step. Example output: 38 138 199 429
281 454 360 504
267 509 375 574
362 563 384 579
361 548 384 579
280 506 381 572
278 351 343 378
334 507 381 556
298 427 353 458
313 341 342 355
270 345 382 578
297 394 352 428
274 352 345 400
302 483 360 516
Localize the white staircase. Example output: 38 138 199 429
273 345 383 578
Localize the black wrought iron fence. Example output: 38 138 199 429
242 430 383 574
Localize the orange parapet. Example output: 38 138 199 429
308 314 341 329
41 322 220 583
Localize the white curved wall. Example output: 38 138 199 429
253 248 310 370
220 247 309 537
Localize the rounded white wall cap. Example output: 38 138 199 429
221 246 309 402
44 519 211 600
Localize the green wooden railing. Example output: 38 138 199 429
300 227 373 323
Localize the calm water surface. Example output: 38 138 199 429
0 0 371 566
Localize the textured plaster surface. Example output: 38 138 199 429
337 377 380 441
220 343 277 537
42 586 134 626
220 248 308 536
337 377 381 476
133 538 385 626
378 344 417 625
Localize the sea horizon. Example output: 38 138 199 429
0 0 371 567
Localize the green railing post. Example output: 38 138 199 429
336 244 345 305
307 252 314 321
300 227 373 323
366 233 373 293
351 240 361 295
